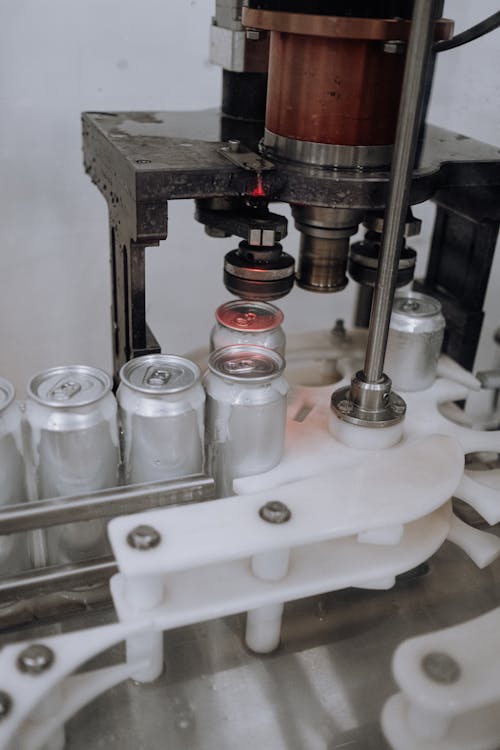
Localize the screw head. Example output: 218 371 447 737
259 501 291 524
127 524 162 550
421 652 461 684
384 40 405 54
337 399 354 414
246 28 261 40
0 691 12 720
17 644 54 675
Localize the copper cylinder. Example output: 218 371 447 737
243 9 453 148
267 34 405 146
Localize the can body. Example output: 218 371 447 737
25 366 119 565
386 292 446 392
210 300 286 356
0 377 29 575
204 345 288 497
118 355 205 485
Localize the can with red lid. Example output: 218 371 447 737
210 300 286 356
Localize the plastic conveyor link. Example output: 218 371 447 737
382 606 500 749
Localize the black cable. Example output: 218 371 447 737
434 10 500 52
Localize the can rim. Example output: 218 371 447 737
0 377 15 413
215 300 284 332
27 365 113 408
119 354 201 394
208 344 285 382
392 291 442 319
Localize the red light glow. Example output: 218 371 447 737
250 173 266 198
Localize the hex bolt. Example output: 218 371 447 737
259 501 291 524
384 40 406 54
0 691 12 720
127 524 162 550
246 28 261 40
17 644 55 675
421 652 461 684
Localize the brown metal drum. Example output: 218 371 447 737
266 33 405 146
243 9 453 149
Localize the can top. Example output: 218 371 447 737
215 300 284 332
208 345 285 382
393 292 442 318
120 354 201 395
28 366 113 408
0 377 15 413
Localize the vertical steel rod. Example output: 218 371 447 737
363 0 436 383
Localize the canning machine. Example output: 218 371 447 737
1 2 500 749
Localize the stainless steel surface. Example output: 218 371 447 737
118 355 205 485
363 0 436 384
331 372 406 428
224 259 293 281
204 346 287 496
292 207 361 294
211 300 285 356
0 558 117 602
0 475 215 534
262 129 394 169
385 291 445 392
3 538 495 749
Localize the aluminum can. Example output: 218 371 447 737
204 345 288 497
385 291 446 392
210 300 286 356
25 365 119 565
118 354 205 485
0 377 29 575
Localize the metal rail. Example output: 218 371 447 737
0 474 215 535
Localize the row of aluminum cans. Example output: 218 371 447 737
0 301 288 574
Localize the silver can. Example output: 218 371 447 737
25 365 119 564
204 345 288 497
118 354 205 485
385 291 446 392
210 300 286 356
0 377 29 575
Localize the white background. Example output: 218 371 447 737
0 0 499 394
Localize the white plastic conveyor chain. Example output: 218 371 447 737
382 606 500 749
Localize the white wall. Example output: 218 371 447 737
0 0 499 394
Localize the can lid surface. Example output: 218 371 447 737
0 377 15 412
393 292 442 319
208 345 284 381
28 366 113 407
120 355 200 394
216 300 284 332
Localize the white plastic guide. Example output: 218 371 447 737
382 606 500 750
1 350 500 750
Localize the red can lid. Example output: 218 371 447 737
215 300 284 332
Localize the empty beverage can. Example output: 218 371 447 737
25 365 119 564
204 345 288 497
118 354 205 484
385 291 446 391
210 300 285 355
0 377 29 575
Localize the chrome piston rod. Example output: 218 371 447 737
363 0 436 383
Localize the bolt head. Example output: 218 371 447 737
0 691 12 720
421 652 461 684
17 644 54 675
384 40 405 54
127 524 162 550
228 139 241 153
259 500 291 524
